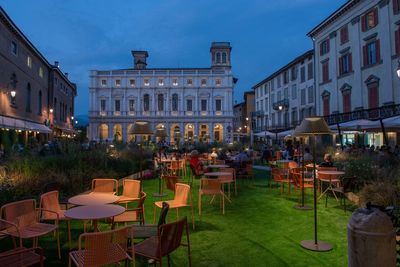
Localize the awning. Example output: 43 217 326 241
382 115 400 128
0 115 52 133
330 119 381 131
277 129 294 137
254 131 275 137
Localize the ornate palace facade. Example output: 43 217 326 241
88 42 235 143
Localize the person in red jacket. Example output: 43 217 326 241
189 150 204 175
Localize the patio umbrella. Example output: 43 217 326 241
294 117 333 252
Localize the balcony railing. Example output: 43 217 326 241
272 99 289 111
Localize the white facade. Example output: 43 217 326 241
309 0 400 117
252 50 315 132
88 42 234 143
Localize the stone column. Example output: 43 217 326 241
108 123 114 142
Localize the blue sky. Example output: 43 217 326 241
1 0 344 115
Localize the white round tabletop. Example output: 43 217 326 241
317 170 345 175
69 193 120 206
64 204 125 220
204 172 231 177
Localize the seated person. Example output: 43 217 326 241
303 147 313 162
319 153 333 167
189 150 204 175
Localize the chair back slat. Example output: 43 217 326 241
122 179 140 198
159 217 187 257
92 178 117 194
82 227 129 266
173 183 190 204
1 199 37 226
40 191 62 219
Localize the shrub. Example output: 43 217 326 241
359 181 400 207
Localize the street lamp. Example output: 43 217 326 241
49 108 54 113
278 105 283 111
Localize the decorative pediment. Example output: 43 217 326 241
340 83 352 93
365 75 380 85
321 90 331 98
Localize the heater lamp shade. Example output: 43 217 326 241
129 121 153 135
155 128 168 138
294 117 332 136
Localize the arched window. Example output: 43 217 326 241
216 52 221 63
172 94 178 112
26 83 31 112
38 90 42 115
222 52 227 63
143 94 149 112
157 94 164 111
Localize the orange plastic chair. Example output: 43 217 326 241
163 175 181 193
291 169 313 206
271 167 292 194
39 190 71 247
219 167 237 197
91 178 118 194
134 217 191 267
198 178 225 215
69 226 134 267
117 179 141 206
1 199 61 259
0 219 45 267
154 183 195 229
112 192 146 229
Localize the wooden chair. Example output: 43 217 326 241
219 167 237 197
0 219 45 267
91 178 118 194
199 178 225 215
163 175 181 194
154 183 195 229
69 227 134 267
129 202 169 239
271 167 292 194
291 170 313 206
1 199 61 259
112 192 146 229
329 176 356 211
236 163 254 185
39 190 71 248
134 217 191 267
117 179 141 207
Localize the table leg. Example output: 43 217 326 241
93 220 99 232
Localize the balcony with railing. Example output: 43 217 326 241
272 99 289 111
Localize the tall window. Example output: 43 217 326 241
222 52 227 63
284 87 288 99
320 38 330 55
39 67 43 78
186 79 193 86
101 79 107 86
300 67 305 83
322 60 329 82
186 99 192 111
216 99 222 111
323 96 330 116
308 86 314 104
339 53 352 75
172 94 178 111
115 79 121 87
201 79 207 86
291 66 297 81
201 99 207 111
307 62 313 80
216 52 221 63
340 25 349 44
342 91 351 113
100 99 106 112
157 94 164 111
292 84 297 100
38 91 42 115
277 91 282 101
115 100 120 112
301 88 306 105
129 99 135 112
143 94 149 111
172 78 178 86
26 83 31 112
277 75 281 88
11 41 17 55
129 79 135 87
283 71 289 84
363 40 380 66
394 0 400 14
362 8 378 31
368 85 379 109
27 56 32 68
395 28 400 56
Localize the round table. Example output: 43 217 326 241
68 193 120 206
65 204 125 231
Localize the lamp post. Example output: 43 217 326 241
129 121 153 191
294 117 333 252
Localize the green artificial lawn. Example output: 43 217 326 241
0 169 352 266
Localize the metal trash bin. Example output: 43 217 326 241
347 207 396 267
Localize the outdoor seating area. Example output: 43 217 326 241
0 146 358 266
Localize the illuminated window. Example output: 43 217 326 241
144 79 150 86
11 41 17 55
158 79 164 86
187 79 193 86
27 56 32 68
101 79 107 86
129 79 135 86
172 78 178 86
39 67 43 78
115 79 121 87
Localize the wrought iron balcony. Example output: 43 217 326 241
272 99 289 111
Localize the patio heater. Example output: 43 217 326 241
294 117 333 252
153 128 168 197
129 121 153 191
293 126 312 211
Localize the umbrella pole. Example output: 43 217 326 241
337 123 343 150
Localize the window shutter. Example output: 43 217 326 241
396 29 400 55
375 39 381 62
339 57 343 75
343 93 351 113
349 53 353 72
363 45 368 66
374 8 379 26
323 98 330 116
361 15 366 32
368 86 379 109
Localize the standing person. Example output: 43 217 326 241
190 150 204 175
303 147 313 163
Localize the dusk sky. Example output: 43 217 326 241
1 0 344 116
